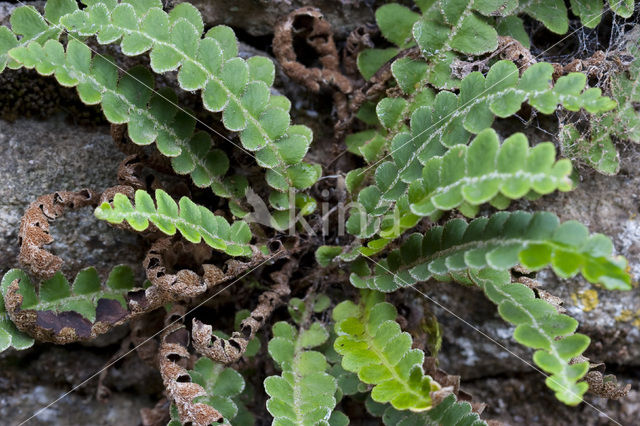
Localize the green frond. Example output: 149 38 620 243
189 357 247 423
0 270 35 352
0 3 66 72
52 0 320 191
560 39 640 175
1 266 138 342
369 393 487 426
472 269 591 405
351 211 631 292
520 0 634 32
265 321 339 425
348 128 574 247
348 60 616 240
95 189 254 256
332 291 440 412
408 129 573 216
8 36 237 197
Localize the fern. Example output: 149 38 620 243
519 0 635 32
1 265 138 342
350 211 631 292
361 1 514 88
265 321 341 425
332 291 440 411
408 129 573 216
9 37 239 197
0 270 35 351
560 39 640 175
51 0 321 191
362 1 635 88
347 60 615 240
367 394 488 426
471 269 590 405
0 3 66 72
188 357 249 424
95 189 255 256
349 129 573 249
558 122 620 175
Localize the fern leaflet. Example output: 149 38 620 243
351 211 631 292
95 189 255 256
265 321 340 425
367 393 488 426
332 291 440 411
9 37 240 197
0 270 35 351
472 268 591 405
188 357 249 423
54 0 321 191
348 60 615 240
349 129 573 248
1 265 138 342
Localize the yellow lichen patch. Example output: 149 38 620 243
615 309 633 322
615 309 640 327
570 289 599 312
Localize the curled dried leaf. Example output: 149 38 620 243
144 238 225 299
192 259 296 364
579 358 632 400
343 24 378 78
140 398 170 426
19 189 100 279
273 7 351 94
159 320 224 425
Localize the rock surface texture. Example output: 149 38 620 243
0 0 638 425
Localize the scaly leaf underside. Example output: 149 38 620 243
0 271 34 351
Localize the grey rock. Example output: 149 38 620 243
0 116 145 281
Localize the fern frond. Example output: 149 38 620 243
8 36 237 197
1 265 139 343
188 357 247 423
559 122 620 175
0 3 69 72
95 189 254 256
50 0 320 191
351 211 631 292
264 321 339 425
0 270 35 352
349 128 573 247
560 39 640 175
348 60 616 240
408 129 573 216
332 291 440 411
519 0 634 33
371 394 487 426
472 269 591 405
